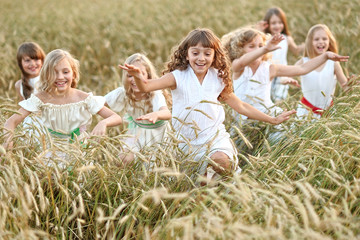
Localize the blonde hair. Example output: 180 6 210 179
16 42 46 99
304 24 338 59
163 28 232 101
222 27 271 62
263 7 290 36
38 49 80 93
122 53 160 113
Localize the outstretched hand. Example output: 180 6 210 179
280 77 300 87
136 112 159 124
272 109 296 124
118 63 143 79
326 52 349 62
265 33 284 52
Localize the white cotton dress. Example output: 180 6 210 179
270 34 290 101
297 58 336 118
19 93 105 142
233 61 282 120
105 87 169 151
20 76 43 135
171 66 238 174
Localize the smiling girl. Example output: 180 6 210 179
257 7 304 102
3 49 122 150
105 53 171 165
119 28 296 179
15 42 45 101
296 24 349 118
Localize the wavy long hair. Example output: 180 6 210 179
38 49 79 93
163 28 232 100
304 24 338 59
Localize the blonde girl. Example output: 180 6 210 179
3 49 122 150
222 27 348 121
120 28 296 178
15 42 46 100
296 24 348 118
105 53 171 164
257 7 304 101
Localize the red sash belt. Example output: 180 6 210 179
300 96 333 116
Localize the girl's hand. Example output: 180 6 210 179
272 109 296 124
119 63 143 79
280 77 300 87
136 112 159 124
91 121 107 136
255 20 268 32
326 52 349 62
265 33 284 52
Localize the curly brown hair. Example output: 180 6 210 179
163 28 232 101
222 27 271 62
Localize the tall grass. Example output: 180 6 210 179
1 0 360 239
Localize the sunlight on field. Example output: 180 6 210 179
0 0 359 238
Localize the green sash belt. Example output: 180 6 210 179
127 116 166 129
48 127 81 143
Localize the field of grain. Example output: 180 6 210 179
1 0 360 239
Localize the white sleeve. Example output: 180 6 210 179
104 87 126 113
152 90 168 111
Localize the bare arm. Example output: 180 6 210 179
136 106 172 124
271 52 349 79
334 62 348 89
15 80 25 101
224 93 296 124
232 34 284 77
287 36 304 56
91 106 122 135
3 108 31 149
119 64 177 92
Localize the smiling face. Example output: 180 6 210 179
186 43 215 80
21 55 42 78
125 61 148 93
53 58 74 93
268 14 284 35
312 28 330 55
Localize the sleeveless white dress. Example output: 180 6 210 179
171 66 238 174
297 58 336 118
270 34 290 101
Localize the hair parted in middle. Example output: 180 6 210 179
304 24 338 59
163 28 232 100
222 27 271 62
263 7 290 36
38 49 79 92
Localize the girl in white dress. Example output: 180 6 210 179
3 49 122 152
14 42 46 137
119 28 296 178
296 24 348 119
105 53 171 165
15 42 46 100
257 7 304 101
222 27 348 121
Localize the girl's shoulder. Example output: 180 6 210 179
15 79 22 90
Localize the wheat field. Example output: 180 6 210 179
1 0 360 239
